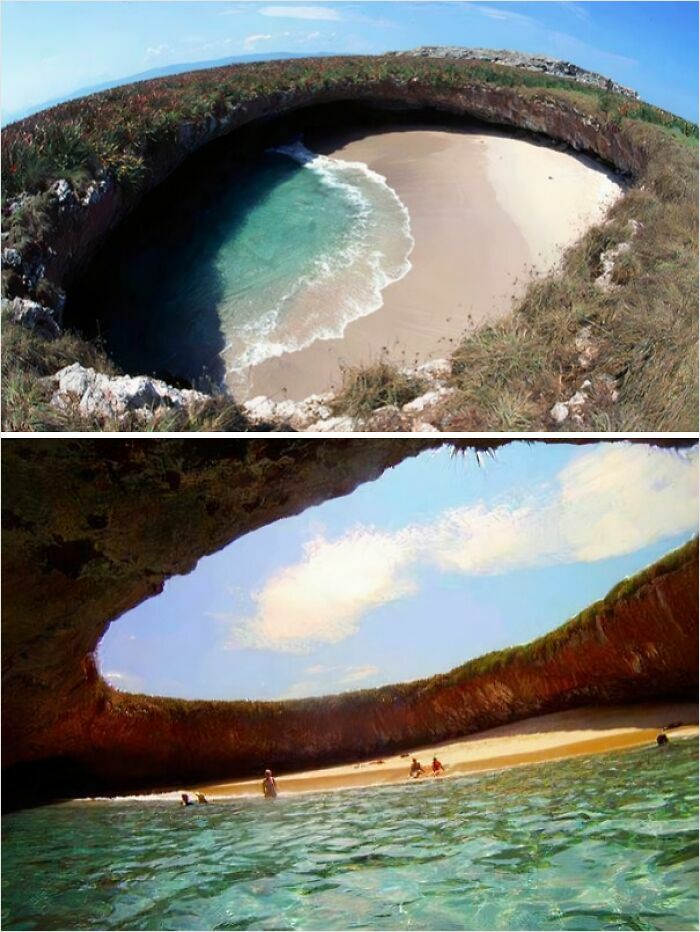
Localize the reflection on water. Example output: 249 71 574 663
2 740 698 930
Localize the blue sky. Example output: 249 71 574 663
2 2 698 123
99 442 699 702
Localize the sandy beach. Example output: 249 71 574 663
196 702 698 799
241 125 623 401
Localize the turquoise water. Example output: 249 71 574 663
71 140 412 394
3 740 697 931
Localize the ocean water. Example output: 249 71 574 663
74 139 412 393
2 740 697 931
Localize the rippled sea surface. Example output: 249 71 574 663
3 740 697 931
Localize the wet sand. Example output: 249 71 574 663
196 702 697 799
241 125 623 402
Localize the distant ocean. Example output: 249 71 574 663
71 139 413 393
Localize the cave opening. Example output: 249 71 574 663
96 441 698 704
64 100 623 401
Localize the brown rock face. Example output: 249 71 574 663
13 71 653 307
2 439 697 808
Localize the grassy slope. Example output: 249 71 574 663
112 536 698 717
2 55 697 431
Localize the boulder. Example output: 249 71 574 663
50 363 208 422
2 297 61 340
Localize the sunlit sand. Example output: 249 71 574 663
197 702 697 798
245 125 623 400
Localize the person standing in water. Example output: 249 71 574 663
262 769 278 799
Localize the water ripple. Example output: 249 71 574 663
2 740 697 930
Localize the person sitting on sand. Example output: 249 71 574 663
432 756 445 776
196 793 209 804
180 793 194 807
262 769 278 799
409 757 425 779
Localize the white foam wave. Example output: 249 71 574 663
224 139 414 376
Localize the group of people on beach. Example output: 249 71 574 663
181 771 278 805
409 756 445 778
180 792 208 806
182 757 446 805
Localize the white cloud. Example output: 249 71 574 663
227 529 418 652
258 4 341 20
556 445 698 561
464 2 536 27
224 445 697 653
145 44 172 61
103 670 144 691
340 664 380 685
244 33 274 49
283 663 381 698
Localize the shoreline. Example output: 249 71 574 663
239 124 623 402
193 702 697 801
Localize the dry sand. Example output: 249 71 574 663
242 125 623 401
197 702 698 799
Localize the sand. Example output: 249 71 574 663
240 125 623 401
196 702 698 799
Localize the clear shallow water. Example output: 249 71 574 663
3 740 697 931
72 139 412 393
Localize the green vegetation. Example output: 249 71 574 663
440 131 698 431
331 358 428 419
111 536 697 716
1 312 255 432
3 56 696 201
2 54 697 431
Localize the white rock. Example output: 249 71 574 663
50 363 208 422
411 421 438 433
57 363 91 398
242 396 279 421
53 179 73 205
402 387 455 414
594 241 632 291
414 358 451 380
304 416 355 432
3 297 61 339
567 391 588 408
550 402 569 423
271 399 301 421
2 248 22 269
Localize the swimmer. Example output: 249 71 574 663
262 769 278 799
432 756 445 776
196 793 209 804
180 793 194 807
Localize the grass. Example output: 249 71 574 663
347 535 699 705
2 56 696 202
1 313 261 432
432 126 699 432
331 358 428 420
2 54 697 431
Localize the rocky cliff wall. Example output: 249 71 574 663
388 48 639 99
6 68 653 315
2 439 696 807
